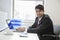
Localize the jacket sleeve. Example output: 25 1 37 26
27 17 52 34
29 17 38 28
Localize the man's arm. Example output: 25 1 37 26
29 17 38 28
27 17 52 34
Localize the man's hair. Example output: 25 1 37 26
35 4 44 11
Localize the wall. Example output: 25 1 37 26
44 0 60 25
0 0 13 19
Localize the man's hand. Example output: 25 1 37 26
16 27 25 32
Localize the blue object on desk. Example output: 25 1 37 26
8 19 22 29
8 22 13 29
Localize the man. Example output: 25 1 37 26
16 4 54 40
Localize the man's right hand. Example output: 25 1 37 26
16 27 25 32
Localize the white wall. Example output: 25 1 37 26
44 0 60 25
0 0 13 19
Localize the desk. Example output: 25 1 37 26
0 29 39 40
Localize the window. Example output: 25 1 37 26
14 0 43 21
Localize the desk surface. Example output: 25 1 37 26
0 29 39 40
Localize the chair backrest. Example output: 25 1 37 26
53 25 60 34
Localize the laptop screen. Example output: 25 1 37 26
6 19 23 30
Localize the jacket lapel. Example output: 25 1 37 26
38 15 45 25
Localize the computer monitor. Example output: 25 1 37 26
0 11 8 32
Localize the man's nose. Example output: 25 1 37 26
37 12 40 14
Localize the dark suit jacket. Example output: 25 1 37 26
27 14 54 40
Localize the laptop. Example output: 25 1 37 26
6 19 21 31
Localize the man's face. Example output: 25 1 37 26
35 9 44 18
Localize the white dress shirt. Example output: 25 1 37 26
38 17 42 25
